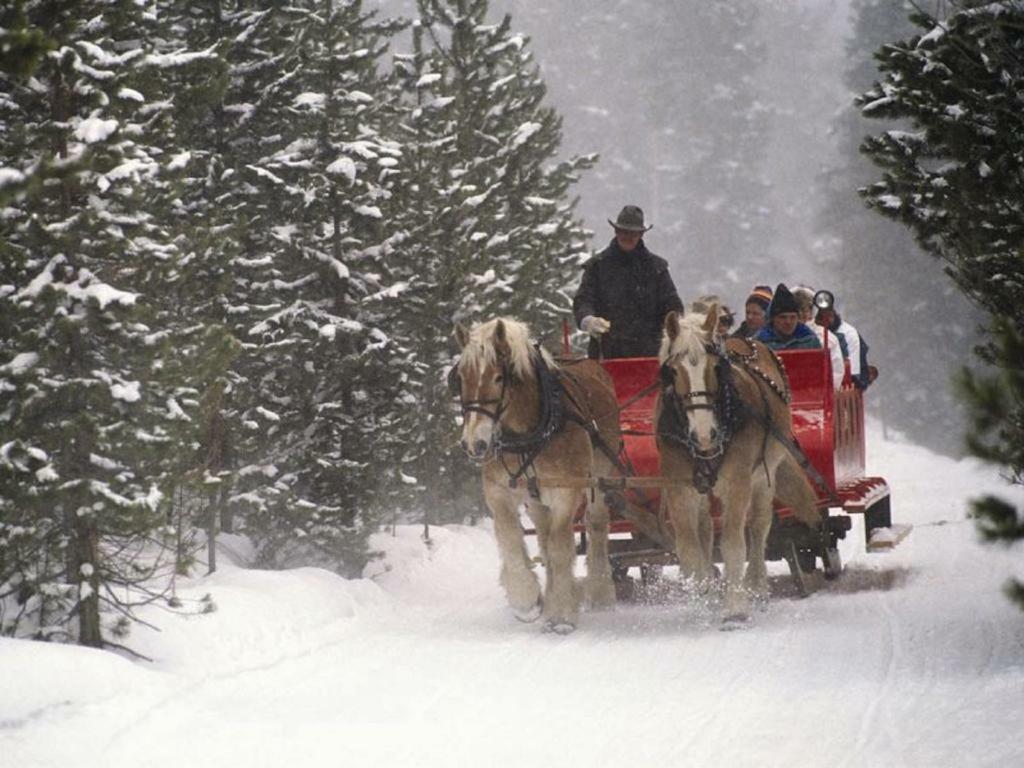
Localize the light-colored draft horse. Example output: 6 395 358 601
453 317 621 633
657 305 821 622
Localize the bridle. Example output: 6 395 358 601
658 341 745 494
450 361 512 426
448 350 573 491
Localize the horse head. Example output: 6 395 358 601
452 317 536 461
660 304 723 456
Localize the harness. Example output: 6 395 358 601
451 346 624 499
657 343 746 493
659 340 837 502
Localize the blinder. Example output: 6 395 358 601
447 363 462 398
659 362 676 388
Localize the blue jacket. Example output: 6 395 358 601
755 323 822 351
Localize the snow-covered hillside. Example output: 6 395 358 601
2 423 1023 768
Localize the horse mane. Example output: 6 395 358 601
461 317 557 379
659 312 712 365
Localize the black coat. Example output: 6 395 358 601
572 239 684 358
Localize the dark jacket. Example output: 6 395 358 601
755 322 822 351
572 238 684 358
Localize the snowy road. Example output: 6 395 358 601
3 425 1024 768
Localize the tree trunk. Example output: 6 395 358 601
73 512 102 648
207 492 218 574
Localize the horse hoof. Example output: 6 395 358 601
543 619 576 635
513 598 543 623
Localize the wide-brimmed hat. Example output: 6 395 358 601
608 205 651 232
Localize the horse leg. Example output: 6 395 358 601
525 499 551 568
743 478 773 602
583 481 616 610
540 489 581 633
666 485 715 589
698 498 714 573
716 475 753 622
488 489 542 622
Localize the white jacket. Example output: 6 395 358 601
811 324 845 390
836 320 861 379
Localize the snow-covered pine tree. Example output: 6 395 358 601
857 1 1024 323
817 0 984 452
148 2 283 571
0 2 51 77
0 2 57 203
0 2 219 646
857 0 1024 605
386 0 594 524
225 0 406 576
955 318 1024 610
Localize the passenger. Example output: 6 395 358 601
755 283 822 351
572 204 685 358
793 285 845 389
814 290 874 389
689 295 734 341
732 285 773 339
717 305 735 339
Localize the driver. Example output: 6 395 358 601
572 205 684 358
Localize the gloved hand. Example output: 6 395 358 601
581 315 611 336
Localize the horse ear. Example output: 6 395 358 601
664 311 680 341
493 319 511 360
454 323 470 349
703 303 719 334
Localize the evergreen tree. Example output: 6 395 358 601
816 0 985 452
223 0 407 576
0 2 52 78
857 1 1024 323
0 1 218 645
955 318 1024 610
857 0 1024 607
387 0 594 524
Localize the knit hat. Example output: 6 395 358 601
791 285 815 314
769 283 799 317
745 285 773 312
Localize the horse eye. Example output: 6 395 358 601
495 373 504 384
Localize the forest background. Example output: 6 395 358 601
2 0 1021 648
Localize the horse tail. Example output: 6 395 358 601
773 451 821 528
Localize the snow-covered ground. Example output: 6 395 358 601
3 422 1023 768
